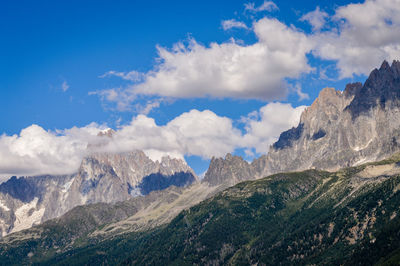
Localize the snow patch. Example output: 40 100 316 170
62 177 75 193
352 138 374 151
353 157 369 166
129 186 142 197
11 198 45 233
0 200 10 211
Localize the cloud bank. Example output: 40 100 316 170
5 0 400 178
0 103 304 177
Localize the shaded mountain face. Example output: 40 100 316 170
0 151 197 237
3 154 400 265
205 60 400 187
346 60 400 119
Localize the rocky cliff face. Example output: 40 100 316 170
203 154 255 187
258 60 400 176
205 60 400 186
0 151 197 237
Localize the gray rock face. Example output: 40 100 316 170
0 151 197 237
205 60 400 186
259 60 400 176
203 154 256 187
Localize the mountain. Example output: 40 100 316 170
2 59 400 264
0 151 197 237
259 60 400 176
2 154 400 265
205 60 400 187
203 153 256 187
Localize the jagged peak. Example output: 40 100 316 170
391 60 400 75
300 87 343 122
368 59 400 82
202 153 254 186
343 82 362 98
346 59 400 119
380 60 390 71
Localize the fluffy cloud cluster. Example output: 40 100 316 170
241 103 306 154
94 0 400 110
119 17 313 101
312 0 400 77
0 124 104 177
0 103 304 177
300 7 328 32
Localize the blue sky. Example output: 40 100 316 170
1 0 399 177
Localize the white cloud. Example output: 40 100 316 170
99 110 243 160
312 0 400 78
90 0 400 111
96 17 313 107
89 88 136 112
99 70 145 82
0 103 305 177
244 1 278 12
61 81 69 92
241 103 306 154
0 123 105 177
300 7 328 32
221 19 248 30
293 83 310 101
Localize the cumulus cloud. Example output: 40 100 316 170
221 19 248 30
300 7 328 32
0 123 105 177
100 110 243 161
312 0 400 78
95 17 313 108
0 104 304 177
90 0 400 112
241 103 306 154
132 18 313 99
244 1 278 12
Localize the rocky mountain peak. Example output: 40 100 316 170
158 156 196 178
204 60 400 183
76 151 197 196
343 82 363 98
300 87 345 124
203 154 255 187
261 59 400 175
346 60 400 119
0 150 198 237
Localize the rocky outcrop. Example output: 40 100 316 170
203 154 255 187
0 151 197 237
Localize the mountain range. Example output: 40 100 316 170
1 60 400 265
0 151 196 237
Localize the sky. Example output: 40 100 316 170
1 0 400 178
